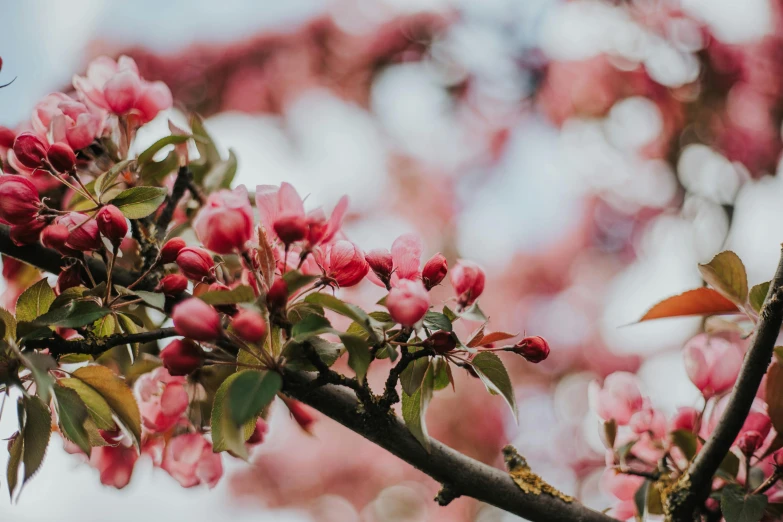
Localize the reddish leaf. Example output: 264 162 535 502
638 288 740 322
466 322 487 348
474 331 518 347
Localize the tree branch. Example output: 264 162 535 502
24 327 178 356
282 369 615 522
155 166 192 242
666 245 783 521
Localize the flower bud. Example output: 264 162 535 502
513 336 550 363
56 264 83 293
0 175 40 224
450 260 485 307
386 279 430 327
246 418 269 445
160 237 186 264
172 298 222 341
322 240 369 287
156 274 188 295
366 249 393 287
588 372 643 425
41 224 75 255
266 278 289 311
774 449 783 468
427 330 456 354
176 247 215 282
9 218 47 246
232 309 267 343
46 142 76 173
193 186 253 254
281 397 316 433
97 205 128 246
273 214 308 245
58 212 102 251
12 133 47 169
737 431 764 457
629 405 666 439
160 339 204 376
683 333 743 398
0 127 14 149
422 253 448 290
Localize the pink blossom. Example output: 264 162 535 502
193 185 254 254
670 407 699 432
56 212 102 251
161 433 223 488
73 56 172 122
386 279 430 326
90 442 139 489
450 259 486 307
134 367 189 433
32 92 103 150
629 403 667 439
365 234 424 289
172 298 222 341
255 182 347 247
588 372 644 425
601 468 644 501
317 240 369 287
683 333 744 398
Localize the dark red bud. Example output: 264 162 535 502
176 246 215 282
232 309 267 343
427 330 456 354
365 249 393 286
0 127 15 149
513 336 550 363
12 133 47 169
266 278 289 311
422 253 448 290
56 264 83 294
160 339 204 376
9 218 47 246
97 205 128 245
156 274 188 295
160 237 186 264
273 215 308 245
737 431 764 457
41 224 74 255
46 143 76 173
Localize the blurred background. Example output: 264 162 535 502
2 0 783 520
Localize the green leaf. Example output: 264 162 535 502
341 334 371 384
58 354 93 364
22 352 55 404
53 385 91 456
16 279 55 323
400 350 430 396
95 159 134 200
282 271 318 295
291 314 331 341
282 337 344 371
211 371 249 458
671 429 698 461
92 313 116 338
110 186 167 219
430 358 451 391
305 293 377 341
203 149 238 192
72 366 141 447
0 307 16 341
471 352 517 421
58 378 116 430
140 150 179 184
460 302 487 322
287 302 325 325
133 290 165 310
719 450 741 479
442 305 458 322
191 114 221 167
750 281 771 314
423 311 452 332
7 432 22 498
634 480 650 519
199 285 255 306
698 251 749 305
116 313 140 360
402 388 430 451
226 370 282 426
21 395 51 485
137 135 190 166
721 483 768 522
34 300 110 329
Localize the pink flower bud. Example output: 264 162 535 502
246 418 269 445
282 397 316 433
193 186 254 254
513 336 550 363
670 407 699 432
321 240 369 287
737 431 765 457
156 274 188 295
160 339 204 376
97 205 128 245
450 260 485 307
273 214 308 245
0 127 14 149
176 247 215 282
9 218 47 246
172 298 222 341
683 333 743 398
387 279 430 327
57 264 83 293
231 309 267 343
41 224 75 255
629 405 667 439
427 331 456 354
104 69 142 115
57 212 102 251
160 237 186 264
46 143 76 173
774 449 783 468
366 248 393 286
741 412 772 440
266 278 289 311
0 175 40 224
588 372 644 425
422 253 448 290
12 133 47 169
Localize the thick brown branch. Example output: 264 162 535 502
24 328 178 356
282 370 614 522
667 245 783 521
155 166 192 242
